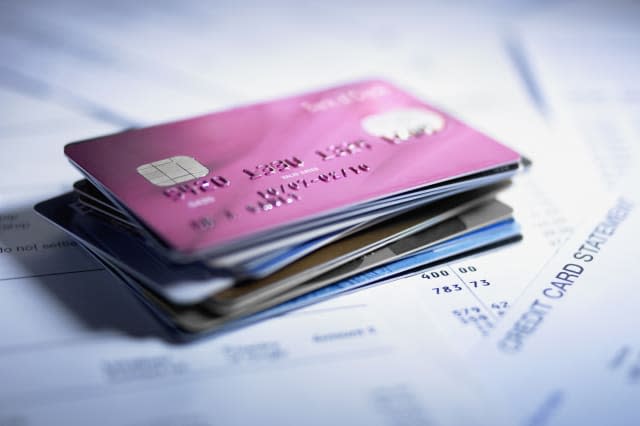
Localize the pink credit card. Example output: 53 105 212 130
65 79 521 259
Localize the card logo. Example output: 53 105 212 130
361 107 445 142
137 156 209 187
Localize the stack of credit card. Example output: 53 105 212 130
35 79 525 338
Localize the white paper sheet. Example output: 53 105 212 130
467 182 640 425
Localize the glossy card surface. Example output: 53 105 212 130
65 79 520 257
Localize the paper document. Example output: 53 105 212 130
467 183 640 425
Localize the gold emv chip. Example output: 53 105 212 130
137 156 209 187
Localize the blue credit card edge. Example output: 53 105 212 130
118 218 520 340
243 219 520 324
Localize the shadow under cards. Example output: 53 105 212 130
0 201 175 342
